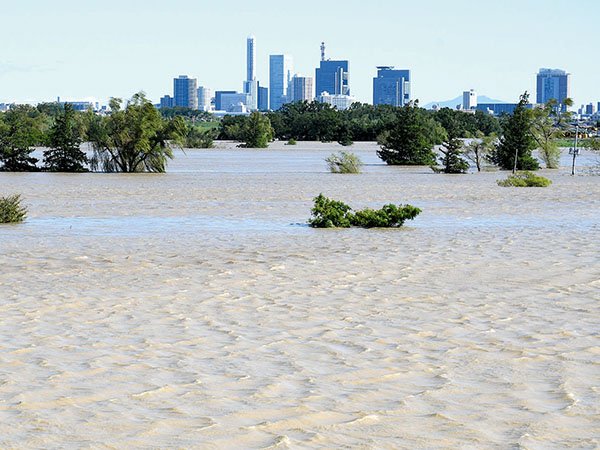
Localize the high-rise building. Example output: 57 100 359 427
174 75 198 109
247 35 256 83
536 68 570 107
269 54 293 111
585 103 595 115
243 36 258 109
287 75 314 103
463 89 477 110
258 86 269 111
372 66 410 106
315 43 349 98
197 86 211 111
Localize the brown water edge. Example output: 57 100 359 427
0 144 599 449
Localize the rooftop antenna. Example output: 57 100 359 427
321 42 326 61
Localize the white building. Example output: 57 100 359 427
287 75 314 103
197 86 212 112
462 89 477 110
318 92 356 110
220 93 251 112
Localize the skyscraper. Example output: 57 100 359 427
372 66 410 106
269 54 293 111
244 36 258 109
536 68 570 107
174 75 198 109
287 75 314 103
247 36 256 82
315 43 349 98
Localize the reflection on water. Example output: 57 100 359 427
0 143 599 449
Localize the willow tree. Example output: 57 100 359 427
88 93 186 172
530 98 572 169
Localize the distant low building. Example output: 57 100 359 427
318 92 356 110
258 86 269 111
160 95 174 109
219 92 251 112
214 91 236 111
476 103 534 115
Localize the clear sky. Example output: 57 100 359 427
2 0 599 107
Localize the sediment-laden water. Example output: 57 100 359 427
0 142 598 449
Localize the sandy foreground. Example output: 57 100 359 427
0 142 599 449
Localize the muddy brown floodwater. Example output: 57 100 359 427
0 142 598 449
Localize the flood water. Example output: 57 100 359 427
1 142 599 449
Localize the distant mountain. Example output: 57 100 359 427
423 95 506 110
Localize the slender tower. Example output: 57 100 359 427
247 36 256 82
320 42 326 61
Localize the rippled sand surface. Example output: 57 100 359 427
1 142 599 449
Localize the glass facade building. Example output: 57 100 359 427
316 60 349 98
214 91 236 111
287 76 314 103
258 86 269 111
269 54 293 111
174 75 198 109
372 66 410 106
536 68 570 107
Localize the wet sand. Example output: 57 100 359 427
0 142 599 449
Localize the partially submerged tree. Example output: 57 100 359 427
0 194 27 223
326 151 362 173
489 92 539 172
464 131 498 172
0 105 43 171
530 98 572 169
88 93 186 172
241 111 273 148
43 103 88 172
377 101 442 165
432 113 469 173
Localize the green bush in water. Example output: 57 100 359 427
0 194 27 223
497 171 552 187
309 193 421 228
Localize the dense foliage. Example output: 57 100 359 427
377 102 443 165
325 151 362 173
309 193 421 228
88 93 186 172
497 171 551 187
489 92 539 171
432 113 469 173
43 104 88 171
240 111 274 148
0 105 44 171
0 194 27 223
530 98 572 169
186 124 215 148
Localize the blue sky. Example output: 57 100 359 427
2 0 599 107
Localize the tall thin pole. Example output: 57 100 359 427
571 124 579 176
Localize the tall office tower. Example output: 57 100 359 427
197 86 211 111
247 35 256 82
372 66 410 106
536 68 570 108
243 36 258 109
287 75 314 103
315 43 349 97
174 75 198 109
269 54 293 111
462 89 477 110
585 103 595 115
258 86 269 111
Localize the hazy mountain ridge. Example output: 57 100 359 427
422 95 506 110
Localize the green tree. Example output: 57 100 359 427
43 104 88 172
241 111 273 148
0 105 43 171
464 131 497 172
489 92 539 172
530 98 572 169
186 124 215 148
88 93 186 172
377 102 441 165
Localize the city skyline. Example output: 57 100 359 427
1 0 599 106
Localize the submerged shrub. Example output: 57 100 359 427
0 194 27 223
286 138 297 145
309 193 421 228
325 151 363 174
497 171 551 187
